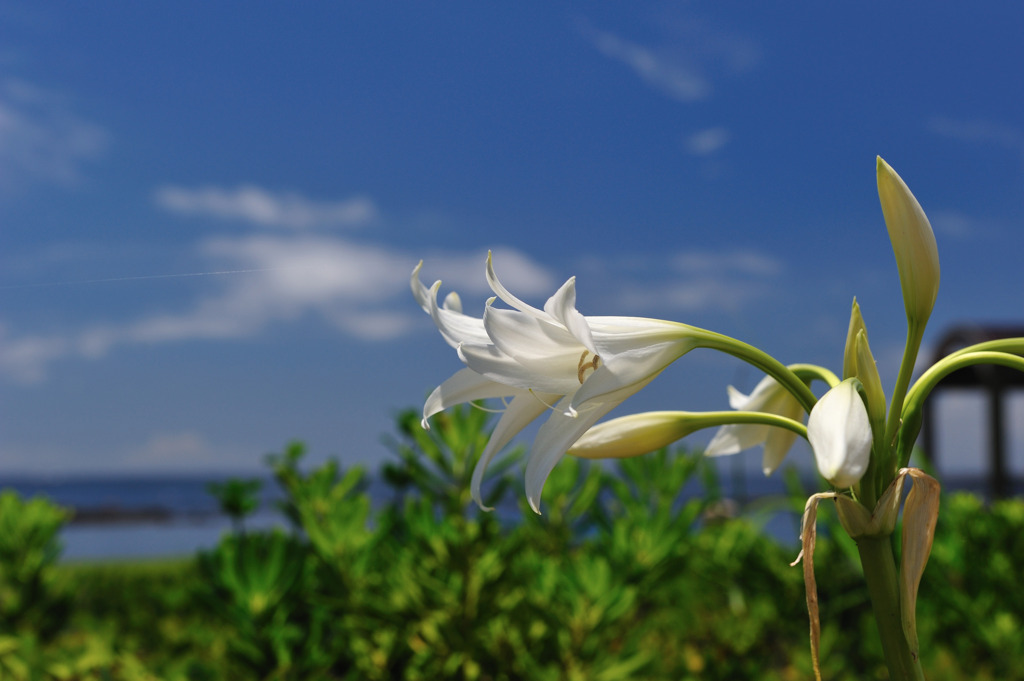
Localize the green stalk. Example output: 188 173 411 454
857 536 925 681
696 334 819 413
790 363 840 389
944 337 1024 359
881 321 925 485
898 350 1024 467
697 410 808 439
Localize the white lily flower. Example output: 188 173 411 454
413 255 708 513
704 375 805 476
806 379 872 488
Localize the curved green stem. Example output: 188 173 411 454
897 350 1024 467
698 410 808 440
944 337 1024 360
790 363 840 389
696 334 819 413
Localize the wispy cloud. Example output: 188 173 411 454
0 79 107 188
928 117 1024 156
154 185 378 229
616 277 769 313
0 234 556 383
684 127 730 156
0 430 263 475
0 240 787 384
929 210 997 239
0 325 70 383
672 250 781 277
576 249 784 314
1 169 783 385
118 431 256 473
578 23 710 102
576 16 759 105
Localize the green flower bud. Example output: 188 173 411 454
877 157 940 325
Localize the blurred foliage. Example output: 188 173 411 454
0 406 1022 678
206 477 263 534
0 490 71 641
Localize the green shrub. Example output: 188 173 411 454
6 407 1024 680
0 490 72 640
206 477 263 534
197 529 329 679
917 492 1024 680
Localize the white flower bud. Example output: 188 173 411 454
807 379 872 488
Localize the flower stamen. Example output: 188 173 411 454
528 389 562 413
469 397 511 414
577 350 602 384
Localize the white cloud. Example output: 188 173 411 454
125 431 217 465
579 24 710 102
577 16 759 105
0 79 107 187
416 248 556 300
0 191 780 383
576 249 784 314
927 117 1024 156
929 210 984 239
154 185 378 229
2 239 785 383
684 127 730 156
672 250 780 277
615 279 754 313
671 17 760 74
118 431 258 473
0 324 69 383
0 235 557 382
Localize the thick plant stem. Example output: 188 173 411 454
882 322 925 480
857 536 925 681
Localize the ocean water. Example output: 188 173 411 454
3 476 288 561
0 471 1007 562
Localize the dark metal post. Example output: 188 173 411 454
920 393 934 469
989 384 1008 498
922 325 1024 500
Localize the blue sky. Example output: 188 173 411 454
2 2 1024 484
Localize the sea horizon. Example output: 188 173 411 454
1 469 1017 562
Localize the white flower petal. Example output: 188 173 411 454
525 376 656 514
485 252 549 319
422 368 520 427
443 291 462 313
470 392 553 510
588 317 703 356
457 342 580 395
704 375 805 474
731 377 777 409
762 426 799 475
726 384 750 410
807 380 872 488
410 261 432 310
570 340 689 410
704 422 770 457
762 391 804 474
424 281 490 348
482 306 581 370
542 276 597 354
